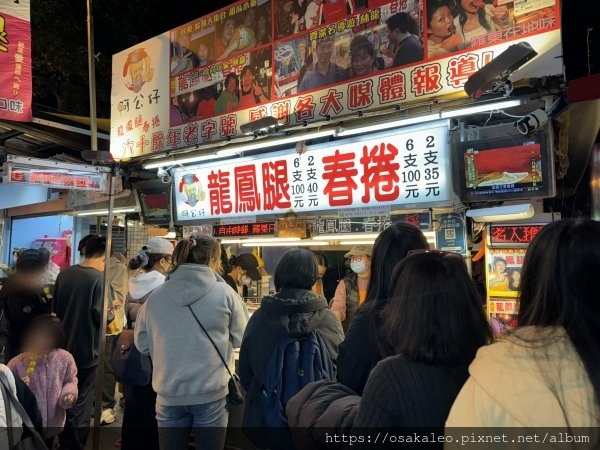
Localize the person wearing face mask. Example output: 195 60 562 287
330 245 372 332
223 253 262 298
0 249 52 363
119 237 174 450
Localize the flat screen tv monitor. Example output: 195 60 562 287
133 181 172 225
455 127 556 203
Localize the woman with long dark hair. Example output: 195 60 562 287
337 222 429 395
355 250 491 429
447 219 600 442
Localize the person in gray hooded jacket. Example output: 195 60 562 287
135 236 249 450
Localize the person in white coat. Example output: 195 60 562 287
446 219 600 448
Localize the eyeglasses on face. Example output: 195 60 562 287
350 255 368 262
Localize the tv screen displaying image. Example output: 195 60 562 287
133 181 172 225
455 128 556 203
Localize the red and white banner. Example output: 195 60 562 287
111 0 562 160
172 122 451 221
0 0 32 121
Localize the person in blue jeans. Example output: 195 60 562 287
135 236 249 450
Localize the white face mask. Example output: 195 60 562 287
350 260 368 275
239 274 253 286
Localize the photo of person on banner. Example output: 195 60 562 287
321 0 356 24
255 12 271 46
298 35 346 92
383 11 424 68
238 64 270 109
453 0 514 48
345 34 383 78
426 0 463 58
196 86 217 119
214 72 240 114
217 8 260 60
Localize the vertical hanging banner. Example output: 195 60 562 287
111 0 562 159
0 0 32 121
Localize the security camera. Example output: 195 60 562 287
156 167 172 184
515 108 548 135
464 42 538 99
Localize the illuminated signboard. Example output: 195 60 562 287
213 222 275 238
314 212 431 236
110 0 562 159
4 165 108 192
173 122 452 222
489 224 545 246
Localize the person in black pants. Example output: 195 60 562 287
53 235 106 450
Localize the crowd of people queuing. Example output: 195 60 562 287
0 217 599 449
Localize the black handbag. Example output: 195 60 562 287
0 372 47 450
110 327 152 387
187 306 245 405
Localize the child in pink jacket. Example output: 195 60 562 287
8 314 78 444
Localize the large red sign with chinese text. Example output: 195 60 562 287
111 0 562 159
173 122 451 221
0 0 32 121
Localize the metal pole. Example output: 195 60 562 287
87 0 98 151
92 174 115 450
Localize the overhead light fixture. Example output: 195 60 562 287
336 113 441 137
312 233 381 240
143 129 335 169
75 207 137 216
144 152 228 170
440 99 523 118
242 241 328 247
339 240 376 245
240 116 279 135
221 237 301 244
466 203 535 223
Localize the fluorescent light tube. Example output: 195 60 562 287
143 129 335 169
466 203 534 223
221 237 301 244
440 99 523 118
339 240 376 245
242 241 328 247
336 113 440 137
75 208 137 216
312 233 381 240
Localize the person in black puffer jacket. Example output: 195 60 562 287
239 248 344 450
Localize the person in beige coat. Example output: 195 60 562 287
446 219 600 449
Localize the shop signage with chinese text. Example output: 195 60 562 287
3 166 108 192
173 122 452 222
213 222 275 238
0 0 32 121
489 224 545 246
110 0 562 159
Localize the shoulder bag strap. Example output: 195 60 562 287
0 372 46 447
0 377 15 449
187 306 234 378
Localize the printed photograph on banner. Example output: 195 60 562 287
424 0 558 60
486 247 525 298
170 46 272 126
488 297 518 339
274 1 424 99
275 0 359 39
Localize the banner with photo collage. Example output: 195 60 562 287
111 0 563 159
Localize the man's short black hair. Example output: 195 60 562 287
84 236 106 259
78 234 100 257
